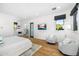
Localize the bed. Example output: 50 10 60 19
0 36 32 56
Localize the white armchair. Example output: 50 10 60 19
46 34 57 44
58 31 79 56
58 38 79 56
46 31 66 44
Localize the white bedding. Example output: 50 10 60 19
0 36 32 56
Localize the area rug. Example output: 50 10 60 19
20 44 42 56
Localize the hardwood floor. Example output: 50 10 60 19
21 36 63 56
30 38 63 56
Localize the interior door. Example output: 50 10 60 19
30 22 34 38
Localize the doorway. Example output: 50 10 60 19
30 22 34 38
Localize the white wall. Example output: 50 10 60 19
0 3 74 39
26 10 73 40
28 15 55 40
0 13 21 37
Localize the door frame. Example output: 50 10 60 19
30 22 34 38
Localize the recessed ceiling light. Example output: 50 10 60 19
57 6 61 9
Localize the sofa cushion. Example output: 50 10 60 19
62 38 72 45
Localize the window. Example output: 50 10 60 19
54 14 66 31
56 19 64 30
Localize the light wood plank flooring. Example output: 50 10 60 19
27 37 64 56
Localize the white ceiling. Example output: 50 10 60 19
0 3 75 19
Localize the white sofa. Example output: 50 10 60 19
58 31 79 56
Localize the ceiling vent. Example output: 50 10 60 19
52 7 56 10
